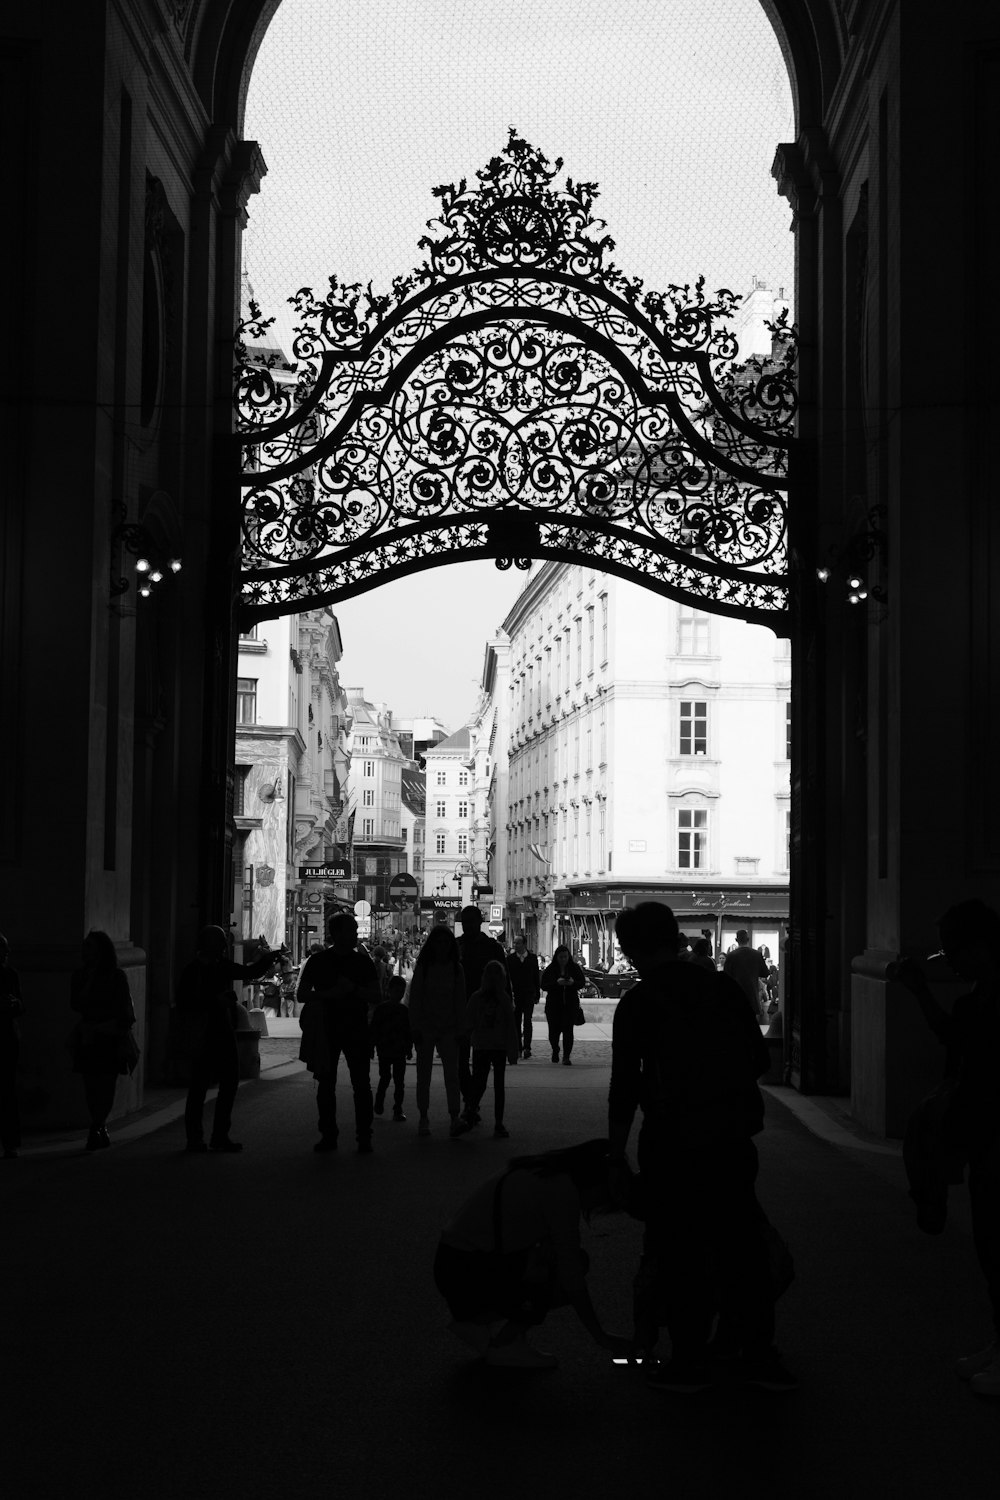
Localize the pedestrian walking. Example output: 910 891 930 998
607 901 795 1394
298 912 381 1154
540 945 587 1064
371 974 412 1122
723 930 769 1021
433 1139 637 1368
893 899 1000 1398
0 932 24 1159
69 931 138 1152
456 907 508 1118
175 925 279 1153
507 934 541 1059
408 924 470 1139
465 960 519 1139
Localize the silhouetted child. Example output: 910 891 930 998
371 974 412 1122
466 960 519 1139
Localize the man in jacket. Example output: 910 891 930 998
607 901 794 1395
176 925 280 1153
723 930 769 1021
456 907 508 1120
507 934 541 1059
297 911 382 1153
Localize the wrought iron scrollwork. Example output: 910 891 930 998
238 129 795 626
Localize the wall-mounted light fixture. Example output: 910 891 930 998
815 505 887 611
110 503 182 599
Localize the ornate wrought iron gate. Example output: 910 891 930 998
236 130 795 627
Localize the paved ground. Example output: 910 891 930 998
3 1047 997 1499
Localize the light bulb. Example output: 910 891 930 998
139 583 152 598
848 592 860 605
149 569 163 583
847 575 862 589
169 558 182 573
816 567 830 583
136 557 150 573
858 588 868 600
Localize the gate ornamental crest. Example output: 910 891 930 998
236 129 795 628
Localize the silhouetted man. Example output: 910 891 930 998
507 934 541 1059
607 902 793 1394
176 925 279 1153
724 929 769 1020
456 906 507 1119
298 912 381 1153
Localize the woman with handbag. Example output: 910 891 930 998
69 930 137 1151
540 945 587 1065
433 1139 638 1369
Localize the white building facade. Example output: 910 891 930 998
342 689 408 939
421 727 478 920
233 609 351 961
495 562 791 964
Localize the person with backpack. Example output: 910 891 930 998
607 901 795 1395
465 959 520 1138
297 913 381 1154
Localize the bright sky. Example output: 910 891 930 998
243 0 794 731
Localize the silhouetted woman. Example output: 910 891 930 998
70 930 136 1150
434 1138 637 1368
540 945 587 1064
408 924 469 1138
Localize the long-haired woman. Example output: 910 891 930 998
69 930 136 1150
540 945 588 1065
434 1138 637 1368
408 924 469 1138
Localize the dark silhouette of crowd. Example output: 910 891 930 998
5 893 1000 1402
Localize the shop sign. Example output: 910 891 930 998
299 862 351 880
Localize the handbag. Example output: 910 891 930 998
574 1003 586 1027
117 1030 141 1076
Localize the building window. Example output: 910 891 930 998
234 764 251 816
364 759 375 777
785 809 791 870
436 833 446 854
240 623 258 640
458 770 469 786
575 617 582 681
600 594 608 662
785 701 792 760
363 789 374 806
363 818 374 837
679 701 708 756
678 606 711 655
236 678 257 725
678 808 708 869
598 803 606 869
587 606 595 673
436 770 446 786
458 800 468 819
436 799 446 817
457 834 468 854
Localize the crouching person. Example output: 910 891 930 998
433 1139 637 1369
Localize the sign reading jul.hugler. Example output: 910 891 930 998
299 862 352 880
